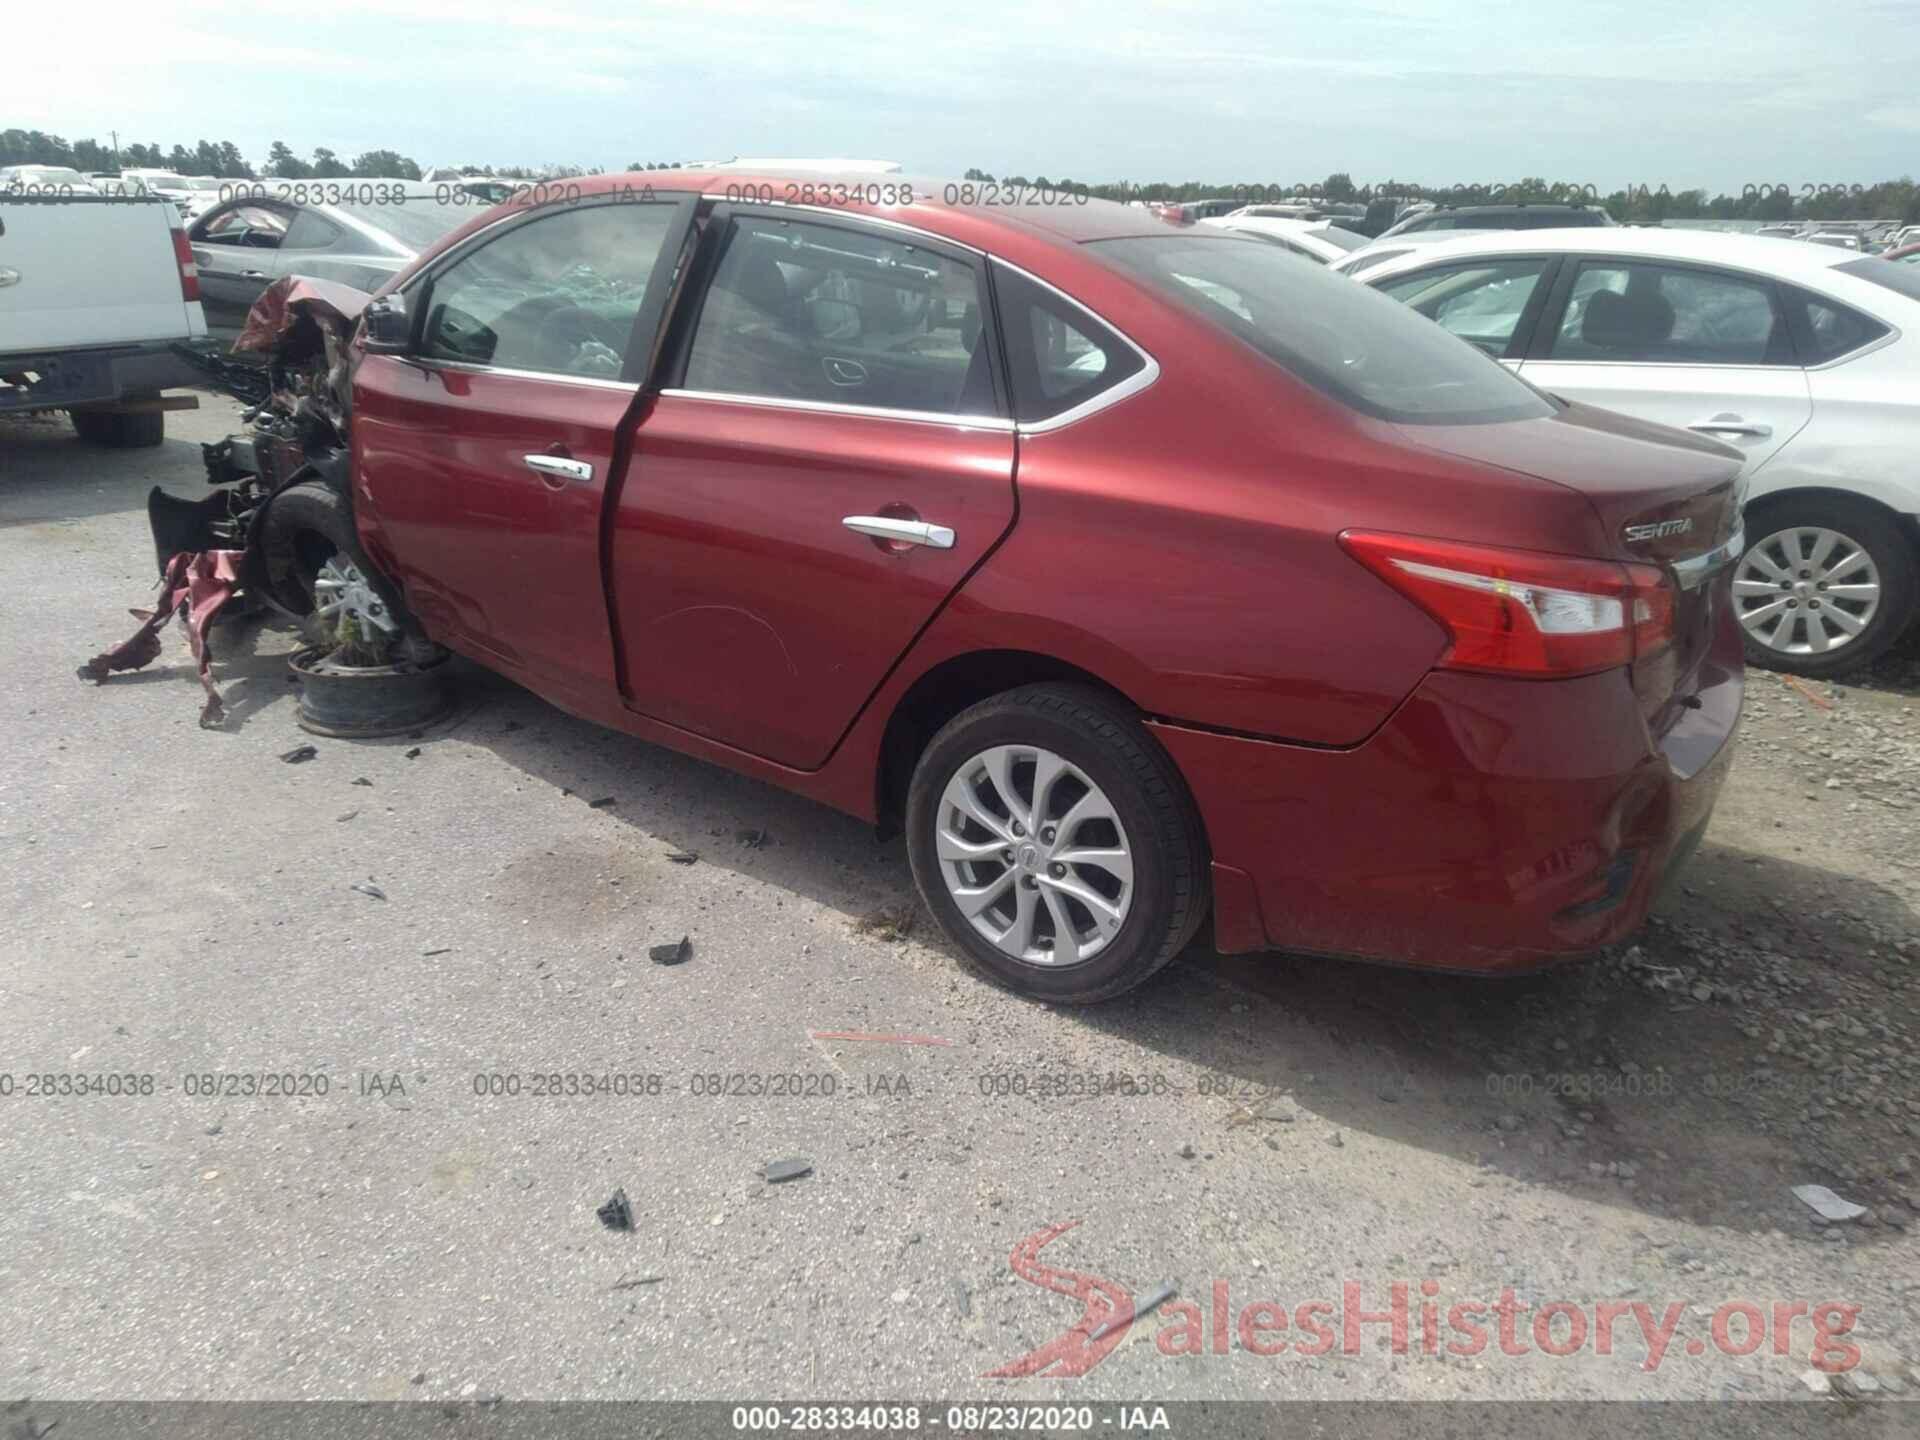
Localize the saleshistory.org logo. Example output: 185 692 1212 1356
984 1221 1862 1378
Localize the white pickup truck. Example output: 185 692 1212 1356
0 192 208 446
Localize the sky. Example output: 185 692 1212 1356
12 0 1919 193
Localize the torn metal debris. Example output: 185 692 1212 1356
76 549 246 728
79 275 441 725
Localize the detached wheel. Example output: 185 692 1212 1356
905 684 1207 1004
1734 496 1915 678
71 407 164 448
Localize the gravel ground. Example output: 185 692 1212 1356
2 395 1918 1407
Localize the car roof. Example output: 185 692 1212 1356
1356 225 1872 283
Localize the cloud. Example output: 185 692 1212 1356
12 0 1918 188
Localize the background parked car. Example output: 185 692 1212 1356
1200 215 1368 264
1376 202 1616 240
1330 229 1494 279
1147 196 1241 222
0 189 206 445
0 165 99 195
187 184 480 340
1359 228 1920 676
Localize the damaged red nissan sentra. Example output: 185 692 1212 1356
153 172 1749 1003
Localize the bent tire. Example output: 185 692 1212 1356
1734 495 1916 679
71 407 164 448
254 480 396 629
906 683 1208 1004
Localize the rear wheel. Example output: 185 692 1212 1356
1734 496 1915 678
70 406 164 448
905 684 1207 1004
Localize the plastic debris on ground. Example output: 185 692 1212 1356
649 936 692 966
597 1188 634 1231
1792 1183 1867 1222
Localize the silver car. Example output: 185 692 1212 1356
187 183 479 339
1360 227 1920 676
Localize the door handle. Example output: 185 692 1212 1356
1687 417 1771 439
524 454 594 483
843 515 955 549
241 270 268 280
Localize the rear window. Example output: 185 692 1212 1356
1094 233 1554 424
1836 256 1920 303
1314 225 1367 252
334 198 474 252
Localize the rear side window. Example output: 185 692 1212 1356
1843 256 1920 293
420 202 678 379
992 262 1146 424
684 214 993 417
1095 233 1552 424
1784 286 1891 364
282 212 341 250
1547 261 1791 365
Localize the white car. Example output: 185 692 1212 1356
1330 229 1493 279
1199 215 1367 265
0 164 99 196
1358 228 1920 676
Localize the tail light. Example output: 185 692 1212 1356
171 228 200 303
1340 530 1674 678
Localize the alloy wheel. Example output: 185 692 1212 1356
313 555 397 635
935 744 1134 967
1733 526 1881 658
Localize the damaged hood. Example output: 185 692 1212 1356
233 276 372 356
233 275 372 441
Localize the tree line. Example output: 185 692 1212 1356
6 131 1916 223
963 170 1920 224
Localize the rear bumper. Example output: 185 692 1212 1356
0 341 203 414
1153 609 1743 973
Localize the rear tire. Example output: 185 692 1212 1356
71 407 164 448
1735 495 1915 679
905 683 1207 1004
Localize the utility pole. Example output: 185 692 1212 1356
110 130 119 166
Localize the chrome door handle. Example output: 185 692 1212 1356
843 515 955 549
1687 418 1771 439
524 454 594 483
241 270 268 280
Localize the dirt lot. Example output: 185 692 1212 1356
2 395 1917 1407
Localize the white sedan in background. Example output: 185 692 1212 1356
1359 228 1920 677
1200 215 1368 265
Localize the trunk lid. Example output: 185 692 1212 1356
1395 400 1745 726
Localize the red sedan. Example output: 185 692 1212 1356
317 171 1744 1002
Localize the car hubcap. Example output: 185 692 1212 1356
312 556 397 634
1733 526 1880 657
935 744 1134 967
